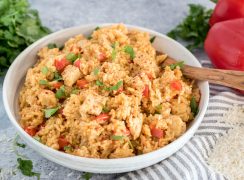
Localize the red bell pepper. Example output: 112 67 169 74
209 0 244 26
204 18 244 71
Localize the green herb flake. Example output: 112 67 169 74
95 26 100 31
55 85 66 99
124 46 135 60
44 107 60 118
39 80 48 86
111 135 124 140
155 104 162 113
53 71 63 81
87 36 92 40
64 146 74 151
190 96 199 116
102 106 110 113
93 68 99 75
169 61 184 70
82 172 92 180
107 81 123 91
33 136 41 142
167 4 213 51
47 43 57 49
17 158 40 179
71 88 80 95
66 52 78 63
150 36 156 43
41 66 48 75
16 142 26 148
95 80 104 87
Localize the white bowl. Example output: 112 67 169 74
3 24 209 174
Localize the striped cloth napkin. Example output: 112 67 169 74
1 60 243 180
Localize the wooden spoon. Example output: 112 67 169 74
162 57 244 91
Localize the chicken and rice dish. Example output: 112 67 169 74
19 24 200 158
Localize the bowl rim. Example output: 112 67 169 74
3 23 209 166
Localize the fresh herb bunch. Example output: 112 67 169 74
167 4 213 51
0 0 51 75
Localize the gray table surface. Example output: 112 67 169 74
0 0 214 129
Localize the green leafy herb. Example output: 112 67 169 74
0 0 51 75
41 66 48 75
93 68 99 75
33 136 41 142
155 104 162 113
82 172 92 180
39 80 48 85
66 52 78 62
95 26 100 31
167 4 212 51
87 36 92 40
111 135 124 140
150 36 156 43
102 106 110 113
124 46 135 60
47 43 57 49
55 85 66 99
105 81 123 91
16 142 26 148
190 96 199 116
17 158 40 179
53 71 63 81
95 80 104 86
111 42 119 61
64 146 74 151
71 88 80 95
169 61 184 70
44 106 60 118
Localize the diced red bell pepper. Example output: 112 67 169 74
76 79 89 89
74 59 81 68
98 52 107 61
170 80 182 91
209 0 244 26
54 58 70 72
95 113 110 123
58 136 69 150
24 127 37 137
52 81 63 89
150 127 164 139
205 18 244 71
142 85 149 98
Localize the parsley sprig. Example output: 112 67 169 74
167 4 212 51
95 80 123 91
190 96 199 116
169 61 184 70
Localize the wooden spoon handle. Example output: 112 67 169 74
164 58 244 91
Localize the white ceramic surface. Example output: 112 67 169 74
3 24 209 174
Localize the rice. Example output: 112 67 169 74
18 24 200 158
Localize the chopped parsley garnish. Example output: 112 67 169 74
82 172 92 180
33 136 41 142
102 106 110 113
190 96 199 117
95 26 100 31
44 107 60 118
169 61 184 70
66 52 78 63
39 80 48 86
47 43 57 49
64 146 74 151
16 142 26 148
155 104 162 113
105 81 123 91
95 80 104 86
150 36 156 43
124 46 135 60
55 85 66 99
87 36 92 40
93 68 100 75
111 135 124 140
53 71 63 81
17 158 40 179
41 66 48 75
71 88 80 95
111 42 119 61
